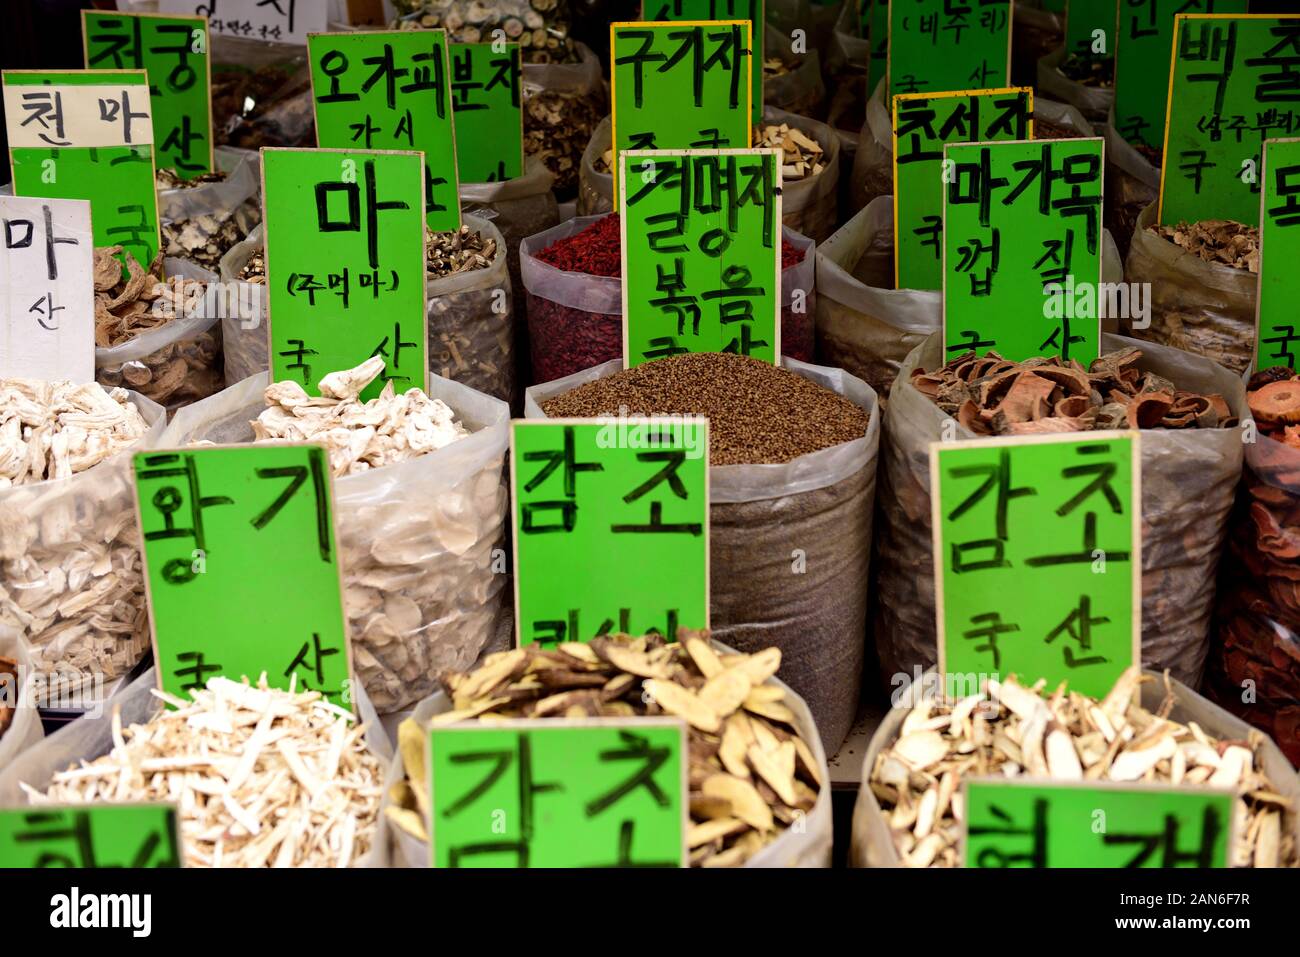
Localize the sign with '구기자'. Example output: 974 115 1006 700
641 0 764 126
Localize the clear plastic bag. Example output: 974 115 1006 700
576 115 613 218
374 637 833 868
158 154 260 227
1036 46 1114 124
0 627 44 770
525 356 880 752
1103 108 1160 261
158 155 262 275
764 33 826 120
522 41 606 201
1122 202 1257 375
873 331 1246 692
160 370 510 714
211 34 315 150
217 223 269 387
0 392 165 696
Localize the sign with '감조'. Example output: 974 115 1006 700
0 804 182 868
931 431 1141 700
448 41 524 184
1255 137 1300 372
888 0 1012 100
620 149 781 366
159 0 328 45
642 0 765 126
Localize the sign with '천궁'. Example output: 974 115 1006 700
620 149 781 366
888 0 1012 100
1255 137 1300 372
642 0 764 126
448 41 524 184
510 419 710 647
0 804 182 868
159 0 328 45
931 432 1141 700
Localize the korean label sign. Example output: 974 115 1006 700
1159 14 1300 227
132 445 354 709
159 0 328 45
448 42 524 184
963 780 1234 867
1112 0 1248 151
307 30 461 230
610 21 753 184
931 433 1141 700
943 138 1105 366
888 0 1012 99
262 147 428 400
3 70 160 269
82 10 213 179
0 195 95 384
428 718 687 868
620 149 781 366
511 420 710 647
0 804 182 868
1256 138 1300 372
642 0 764 126
893 87 1032 291
863 0 889 93
1064 0 1118 67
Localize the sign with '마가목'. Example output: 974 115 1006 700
888 0 1012 99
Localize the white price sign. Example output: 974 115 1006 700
160 0 330 45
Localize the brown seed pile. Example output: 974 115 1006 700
541 352 871 465
1150 219 1260 272
237 227 495 283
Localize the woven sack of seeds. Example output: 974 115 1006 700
849 668 1300 867
0 627 44 769
525 356 880 752
373 635 834 868
1036 46 1114 124
522 40 606 202
1122 202 1257 376
217 223 270 387
873 332 1246 692
0 389 165 699
1103 108 1160 262
815 195 1122 398
0 666 391 867
211 34 315 150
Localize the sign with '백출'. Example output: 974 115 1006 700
1254 137 1300 372
0 804 182 868
888 0 1012 99
448 41 524 184
620 149 781 366
642 0 764 126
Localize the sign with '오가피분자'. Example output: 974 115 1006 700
3 70 161 270
1159 15 1300 227
307 30 461 231
1254 138 1300 372
428 719 688 867
931 432 1141 701
510 420 709 647
963 780 1234 867
641 0 764 126
0 804 182 868
620 149 781 366
132 444 354 710
887 0 1012 100
942 138 1105 366
82 9 213 179
261 147 428 400
892 87 1032 291
447 41 524 184
159 0 328 45
0 195 95 384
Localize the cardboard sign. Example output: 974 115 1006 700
864 0 889 94
942 138 1105 365
610 21 753 185
963 780 1234 868
1112 0 1248 151
261 147 428 399
642 0 764 126
511 419 710 647
0 196 95 383
307 30 461 230
887 0 1012 99
3 70 160 269
1064 0 1118 66
1159 14 1300 227
133 445 353 709
82 10 214 178
448 42 524 183
428 718 688 868
0 804 182 868
159 0 328 45
932 432 1141 700
620 149 781 366
1255 138 1300 372
892 87 1032 291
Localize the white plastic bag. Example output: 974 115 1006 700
217 223 269 387
1103 108 1160 261
0 627 44 771
522 40 606 201
1036 46 1114 123
158 154 260 228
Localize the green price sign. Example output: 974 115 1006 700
1112 0 1247 151
642 0 764 126
963 780 1234 867
262 147 428 400
887 0 1012 99
82 10 213 179
942 138 1105 365
429 719 687 867
511 420 710 647
610 21 753 186
620 149 781 366
1064 0 1118 65
1256 138 1300 372
893 87 1032 291
1159 15 1300 227
307 30 461 231
931 432 1141 700
0 804 181 868
133 445 354 709
867 0 889 94
3 70 160 269
447 42 524 183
